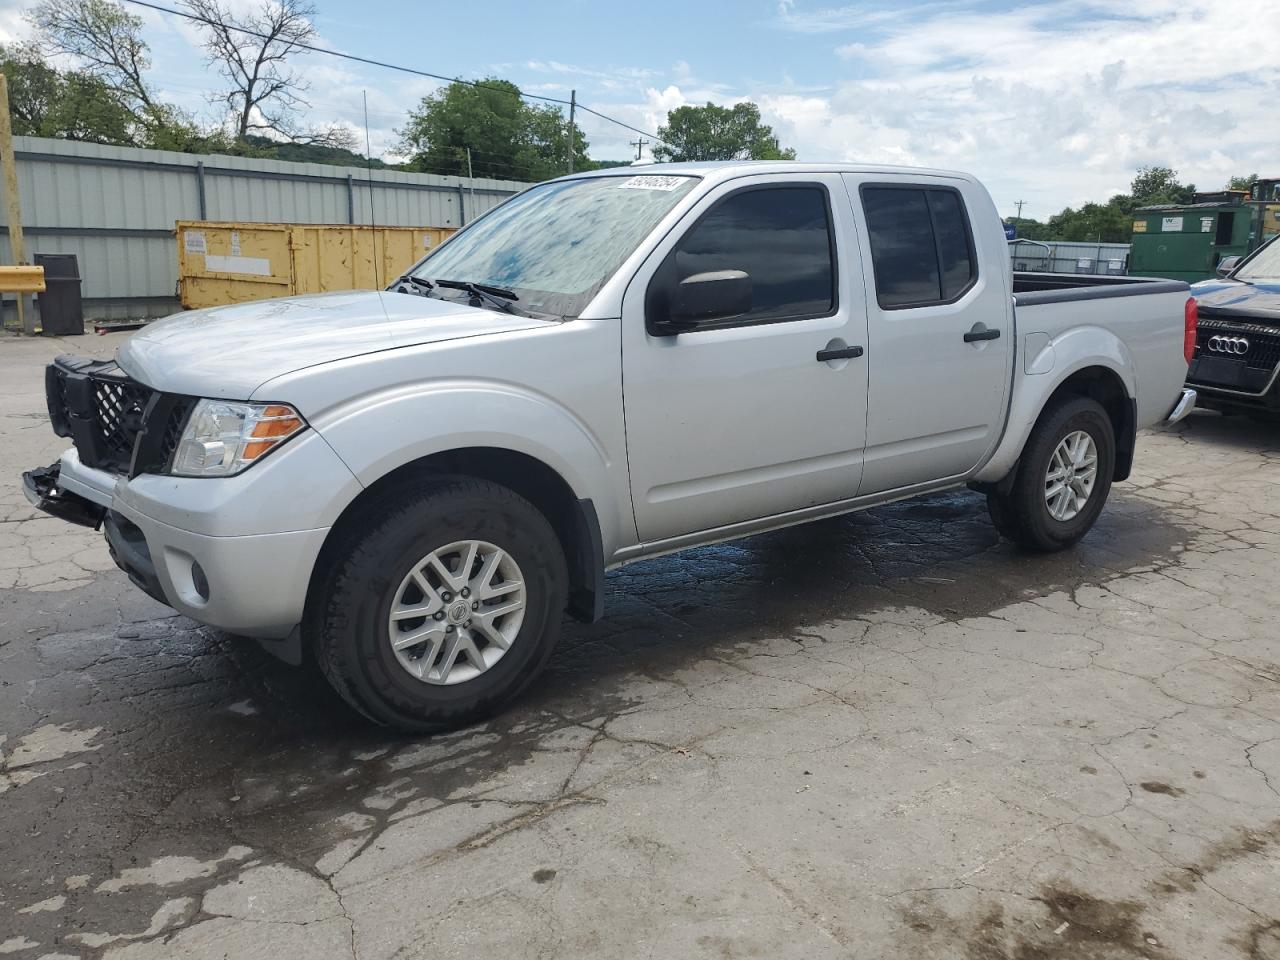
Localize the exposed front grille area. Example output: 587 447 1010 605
91 377 151 470
45 356 192 475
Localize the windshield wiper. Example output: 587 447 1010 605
392 274 435 294
432 279 523 314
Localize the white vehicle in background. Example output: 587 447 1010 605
25 161 1197 731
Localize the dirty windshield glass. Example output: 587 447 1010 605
408 174 699 317
1236 238 1280 281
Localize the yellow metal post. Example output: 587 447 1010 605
0 74 36 335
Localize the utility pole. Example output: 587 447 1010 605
0 74 35 335
1014 199 1026 226
465 147 475 213
629 137 649 161
566 89 576 174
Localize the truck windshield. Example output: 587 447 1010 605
1236 237 1280 281
407 174 699 317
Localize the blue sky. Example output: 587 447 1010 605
3 0 1278 218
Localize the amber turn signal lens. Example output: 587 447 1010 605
249 415 304 440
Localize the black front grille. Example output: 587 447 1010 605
91 378 151 468
45 356 192 475
1196 317 1280 372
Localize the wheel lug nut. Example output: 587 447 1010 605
441 591 452 602
446 624 454 632
461 587 470 598
471 601 479 610
434 611 444 621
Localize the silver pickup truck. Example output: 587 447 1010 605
25 161 1197 730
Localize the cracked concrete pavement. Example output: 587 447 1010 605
2 332 1279 958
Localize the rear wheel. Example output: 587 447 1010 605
986 396 1115 552
310 476 567 731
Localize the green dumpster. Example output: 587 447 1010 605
1128 201 1253 282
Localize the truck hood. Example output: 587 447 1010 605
117 290 549 398
1191 281 1280 324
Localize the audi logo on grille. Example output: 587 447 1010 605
1207 335 1250 355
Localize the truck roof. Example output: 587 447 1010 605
557 160 976 184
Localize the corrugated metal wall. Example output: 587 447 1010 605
1008 239 1131 276
0 137 525 321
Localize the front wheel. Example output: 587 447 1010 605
986 396 1115 552
310 476 568 732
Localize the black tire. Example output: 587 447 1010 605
986 396 1115 552
309 475 567 732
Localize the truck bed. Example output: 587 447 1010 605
1013 272 1188 304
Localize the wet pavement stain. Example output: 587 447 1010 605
0 493 1176 916
1139 781 1185 797
0 487 1198 947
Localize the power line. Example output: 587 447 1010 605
123 0 669 146
576 103 666 146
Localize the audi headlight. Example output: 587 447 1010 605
170 400 306 477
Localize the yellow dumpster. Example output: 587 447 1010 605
176 221 456 310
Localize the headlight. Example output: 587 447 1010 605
170 400 306 477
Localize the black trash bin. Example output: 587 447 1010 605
35 253 85 336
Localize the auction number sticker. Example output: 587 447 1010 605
619 175 685 191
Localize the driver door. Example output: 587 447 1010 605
621 173 870 543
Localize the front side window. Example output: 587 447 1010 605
861 186 977 309
659 185 836 326
409 174 699 317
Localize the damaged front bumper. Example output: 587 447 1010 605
22 462 107 529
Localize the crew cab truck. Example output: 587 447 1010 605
24 162 1198 731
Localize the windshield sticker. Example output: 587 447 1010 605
618 175 686 191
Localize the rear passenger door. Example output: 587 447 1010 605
843 176 1012 494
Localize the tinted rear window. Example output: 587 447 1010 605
862 186 977 308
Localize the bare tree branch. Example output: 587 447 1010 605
181 0 326 144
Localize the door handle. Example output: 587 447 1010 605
964 325 1001 343
816 345 864 362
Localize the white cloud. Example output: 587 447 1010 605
758 0 1280 216
4 0 1276 212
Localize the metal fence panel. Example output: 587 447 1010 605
1008 240 1131 276
1 136 525 323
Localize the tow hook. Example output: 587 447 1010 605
21 462 107 530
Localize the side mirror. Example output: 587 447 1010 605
651 270 752 335
1216 256 1242 277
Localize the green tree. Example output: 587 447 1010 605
1226 173 1258 192
0 43 63 135
1045 201 1133 243
1005 217 1051 241
1 42 135 144
1130 165 1195 206
28 0 157 115
652 102 795 162
26 0 222 149
398 78 587 181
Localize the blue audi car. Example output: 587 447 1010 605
1186 235 1280 417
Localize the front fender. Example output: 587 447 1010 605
312 379 629 556
973 326 1135 484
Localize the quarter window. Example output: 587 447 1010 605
661 186 836 326
861 186 976 308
